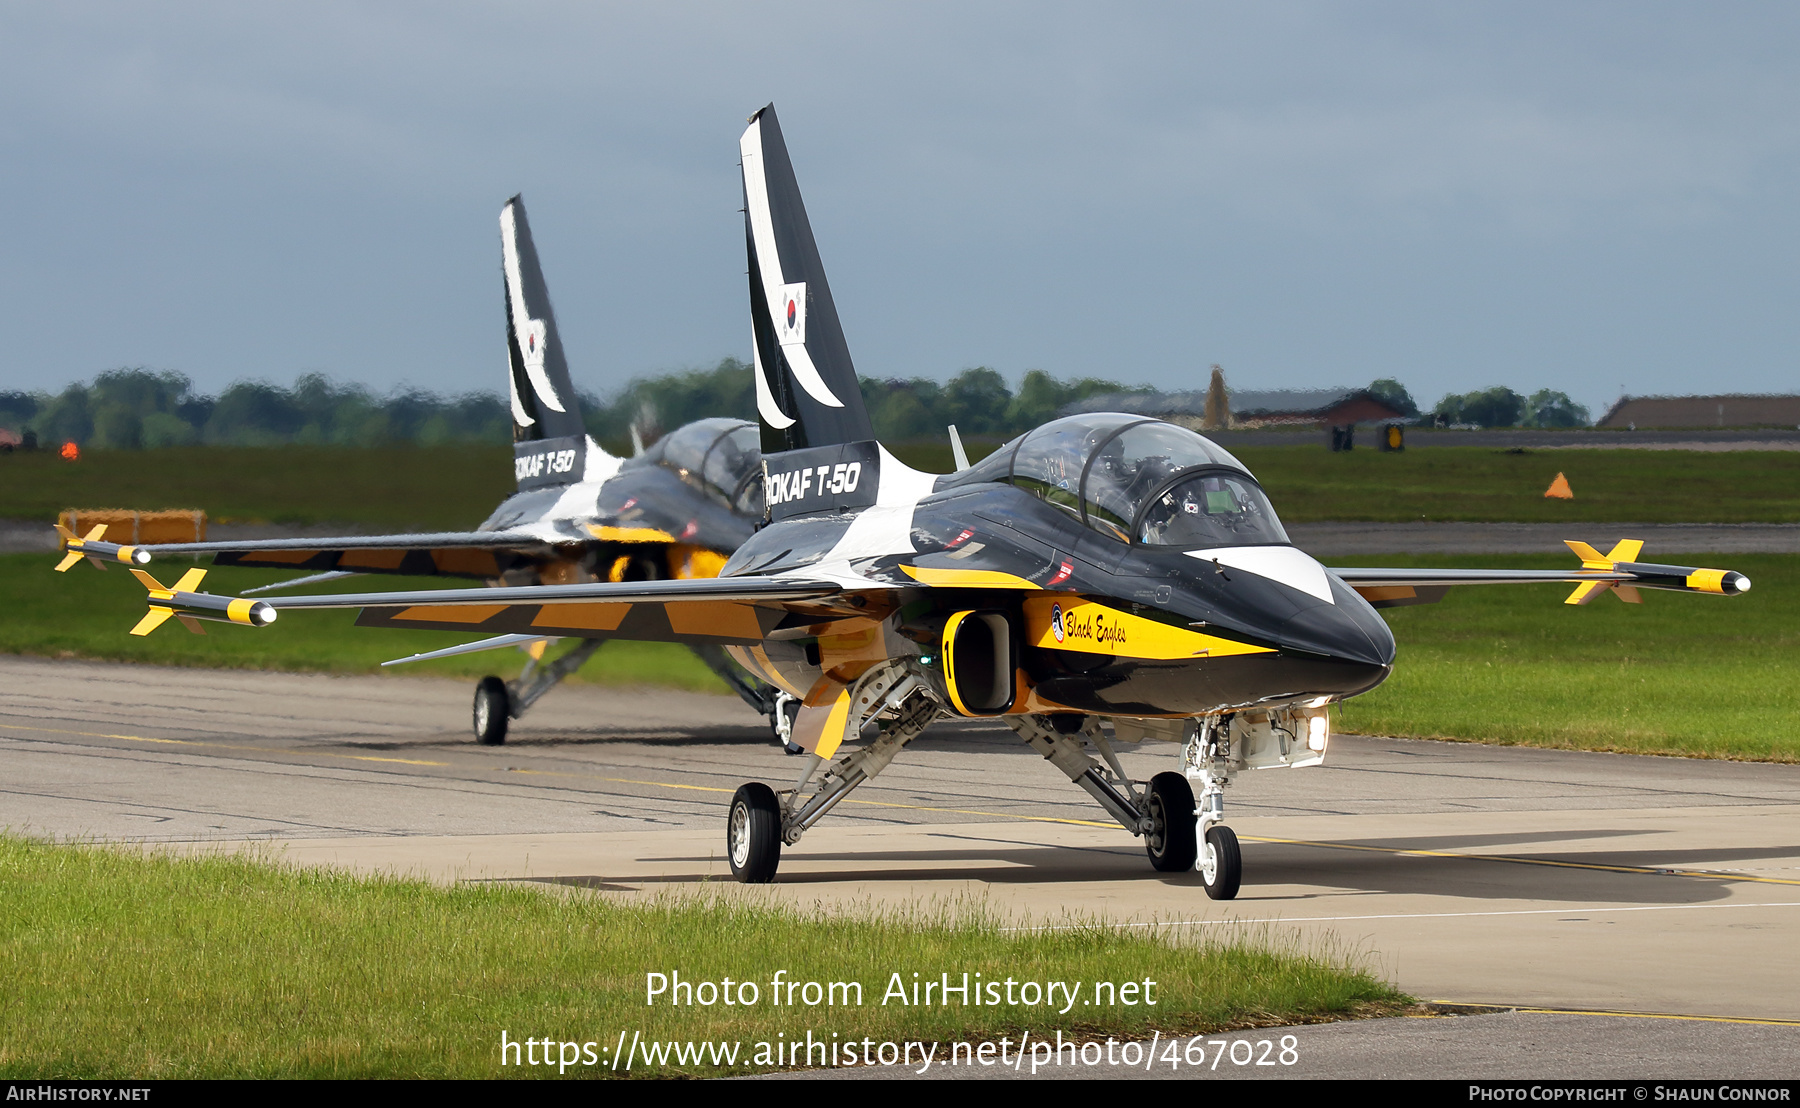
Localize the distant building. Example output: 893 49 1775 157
1598 395 1800 430
1064 387 1406 430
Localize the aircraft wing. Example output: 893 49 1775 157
1332 541 1752 608
120 571 856 645
56 526 595 580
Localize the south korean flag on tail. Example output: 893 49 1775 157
778 283 806 346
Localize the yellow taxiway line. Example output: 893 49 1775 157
4 724 449 767
1248 833 1800 888
12 723 1800 885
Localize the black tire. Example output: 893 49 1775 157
1200 824 1242 900
727 783 782 883
1144 772 1198 872
473 676 510 746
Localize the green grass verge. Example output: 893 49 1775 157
1330 553 1798 760
0 553 726 692
0 445 515 531
0 837 1402 1078
1233 444 1800 523
3 443 1795 527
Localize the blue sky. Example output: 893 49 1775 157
3 2 1797 417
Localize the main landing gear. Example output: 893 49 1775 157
1143 772 1198 873
471 638 605 745
470 639 790 747
690 644 800 754
1009 713 1243 899
725 664 939 883
720 684 1247 897
726 782 783 883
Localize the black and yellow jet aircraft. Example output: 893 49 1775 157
57 196 787 747
104 105 1752 898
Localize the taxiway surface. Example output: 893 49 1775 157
6 655 1799 1027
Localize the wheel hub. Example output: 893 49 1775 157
729 803 751 869
1200 841 1218 885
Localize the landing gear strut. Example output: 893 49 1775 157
1011 713 1244 897
726 664 939 883
688 644 798 753
1185 717 1242 900
470 638 605 744
769 691 803 755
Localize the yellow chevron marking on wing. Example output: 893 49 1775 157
395 604 509 624
665 600 765 640
530 602 631 631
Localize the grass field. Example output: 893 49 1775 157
1329 552 1797 760
0 552 724 690
1236 445 1800 523
0 837 1402 1078
3 442 1796 528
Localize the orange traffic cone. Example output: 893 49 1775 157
1544 472 1573 499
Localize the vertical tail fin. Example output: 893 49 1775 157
501 195 595 489
739 104 874 454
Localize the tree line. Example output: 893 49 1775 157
0 365 1593 451
1369 380 1590 429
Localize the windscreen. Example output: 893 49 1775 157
1136 469 1289 547
652 418 763 515
1011 414 1143 520
699 422 762 514
932 413 1284 548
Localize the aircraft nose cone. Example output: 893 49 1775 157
1278 599 1395 669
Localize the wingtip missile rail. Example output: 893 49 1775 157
127 568 277 636
54 524 152 572
1562 540 1751 606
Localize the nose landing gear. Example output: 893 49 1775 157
1199 824 1242 901
1185 719 1241 900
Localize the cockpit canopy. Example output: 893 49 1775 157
950 413 1288 548
637 417 764 517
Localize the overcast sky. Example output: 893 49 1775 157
3 2 1797 417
